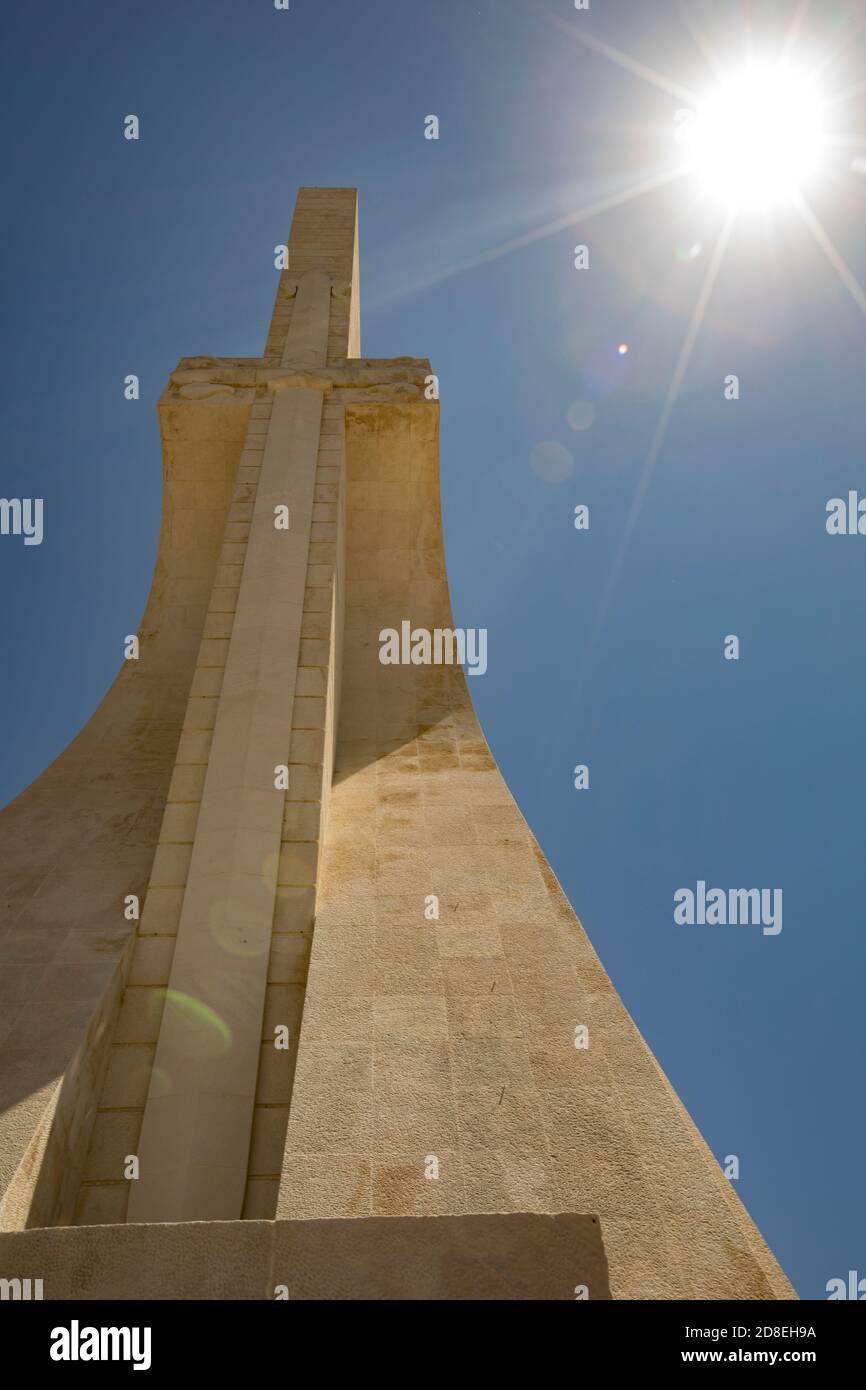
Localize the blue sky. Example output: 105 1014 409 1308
1 0 864 1297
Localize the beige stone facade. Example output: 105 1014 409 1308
0 189 794 1298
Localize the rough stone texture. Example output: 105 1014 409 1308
276 400 795 1300
0 374 248 1227
0 1211 609 1300
126 385 325 1224
75 190 365 1226
0 188 795 1300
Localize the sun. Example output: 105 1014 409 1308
676 64 826 210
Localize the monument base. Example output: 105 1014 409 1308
0 1211 610 1300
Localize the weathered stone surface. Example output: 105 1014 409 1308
0 379 248 1229
0 1212 609 1300
0 188 794 1300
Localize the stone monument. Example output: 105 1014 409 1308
0 189 793 1299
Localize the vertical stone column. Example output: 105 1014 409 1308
127 388 324 1222
241 397 346 1218
266 188 360 366
73 391 269 1228
124 190 361 1223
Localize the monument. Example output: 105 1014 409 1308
0 189 793 1299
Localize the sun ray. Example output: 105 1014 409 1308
674 0 727 82
781 0 812 61
824 75 866 111
820 165 866 196
577 210 736 693
372 166 689 311
676 0 739 84
795 195 866 316
529 0 700 105
809 11 866 84
822 132 866 150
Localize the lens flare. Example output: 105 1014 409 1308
159 989 232 1058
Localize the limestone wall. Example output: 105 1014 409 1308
0 1211 610 1300
240 397 348 1219
0 389 249 1227
277 400 795 1300
68 189 363 1226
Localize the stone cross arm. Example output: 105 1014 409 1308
163 355 435 410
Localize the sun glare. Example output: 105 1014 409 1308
677 65 825 209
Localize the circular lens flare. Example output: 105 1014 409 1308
678 65 824 209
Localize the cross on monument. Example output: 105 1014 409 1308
125 190 437 1224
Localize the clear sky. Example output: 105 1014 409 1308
1 0 864 1298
